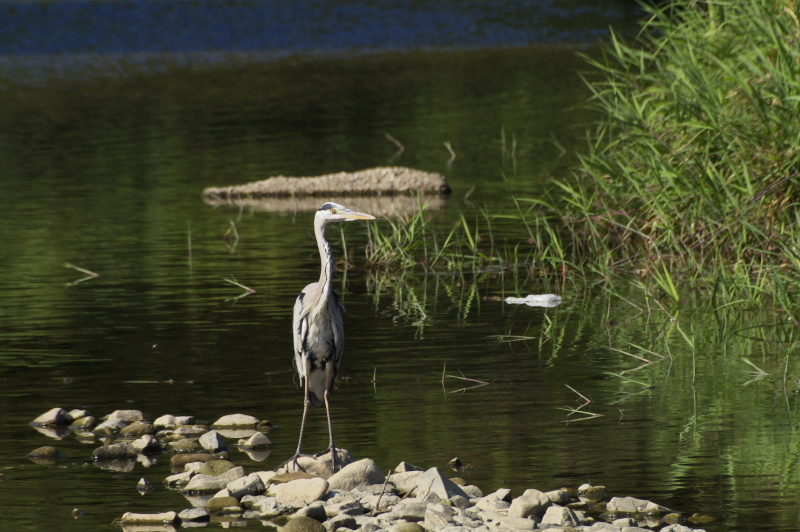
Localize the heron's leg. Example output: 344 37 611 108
314 388 338 472
282 367 315 471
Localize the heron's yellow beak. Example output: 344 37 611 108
342 211 376 221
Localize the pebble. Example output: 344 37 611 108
213 413 260 428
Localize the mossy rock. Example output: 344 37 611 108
120 422 155 438
284 516 326 532
170 438 202 453
207 496 242 514
170 453 214 467
199 460 238 476
27 446 60 458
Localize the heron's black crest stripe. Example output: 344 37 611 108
319 202 336 211
298 291 305 302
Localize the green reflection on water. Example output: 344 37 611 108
1 44 800 532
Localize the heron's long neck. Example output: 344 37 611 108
315 217 336 309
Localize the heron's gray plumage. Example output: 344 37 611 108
286 202 375 470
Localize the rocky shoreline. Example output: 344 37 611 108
28 408 712 532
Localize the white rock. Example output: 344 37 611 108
328 458 385 491
540 506 580 527
241 431 272 447
213 413 259 427
174 415 196 426
461 485 483 499
131 434 160 453
387 471 421 495
199 430 228 452
493 516 538 530
120 511 177 523
507 489 551 519
164 471 194 487
607 497 669 515
389 500 427 522
227 473 266 499
32 407 73 426
425 508 455 530
413 468 468 500
154 414 177 429
107 410 144 422
270 477 329 506
184 474 229 493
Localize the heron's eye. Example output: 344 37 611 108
330 209 339 213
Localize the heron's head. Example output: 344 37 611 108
316 202 376 224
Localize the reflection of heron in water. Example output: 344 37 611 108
285 202 375 471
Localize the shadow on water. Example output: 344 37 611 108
2 1 800 531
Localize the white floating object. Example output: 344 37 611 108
504 294 563 308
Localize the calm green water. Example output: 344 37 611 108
2 2 800 531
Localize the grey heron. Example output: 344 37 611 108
287 202 375 471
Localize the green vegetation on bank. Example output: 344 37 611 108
367 0 800 310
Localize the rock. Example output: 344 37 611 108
581 485 609 502
389 523 425 532
273 471 317 483
271 477 329 506
164 471 194 488
485 488 512 502
240 431 272 448
170 438 203 453
326 498 365 517
120 421 155 438
607 497 670 515
213 413 260 428
294 500 328 521
171 453 217 467
178 508 210 522
660 526 702 532
256 470 279 485
198 459 238 476
107 409 144 422
93 418 129 433
461 485 483 499
131 435 161 453
93 442 137 460
613 517 637 527
218 466 246 481
285 515 327 532
493 515 538 530
183 474 230 493
27 445 60 458
328 459 385 491
508 489 552 518
227 473 266 499
394 461 423 473
545 489 571 505
69 416 96 431
137 478 155 494
285 449 356 478
119 511 177 523
175 425 207 436
448 495 471 510
425 507 456 530
541 505 580 526
199 430 229 452
413 468 468 500
174 415 196 426
207 496 242 514
476 498 510 512
32 407 73 426
391 471 422 495
153 414 177 429
68 408 89 420
327 513 358 531
359 492 400 512
389 500 427 522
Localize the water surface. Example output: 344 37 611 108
2 2 800 531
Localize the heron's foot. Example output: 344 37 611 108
314 445 339 472
280 452 317 472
